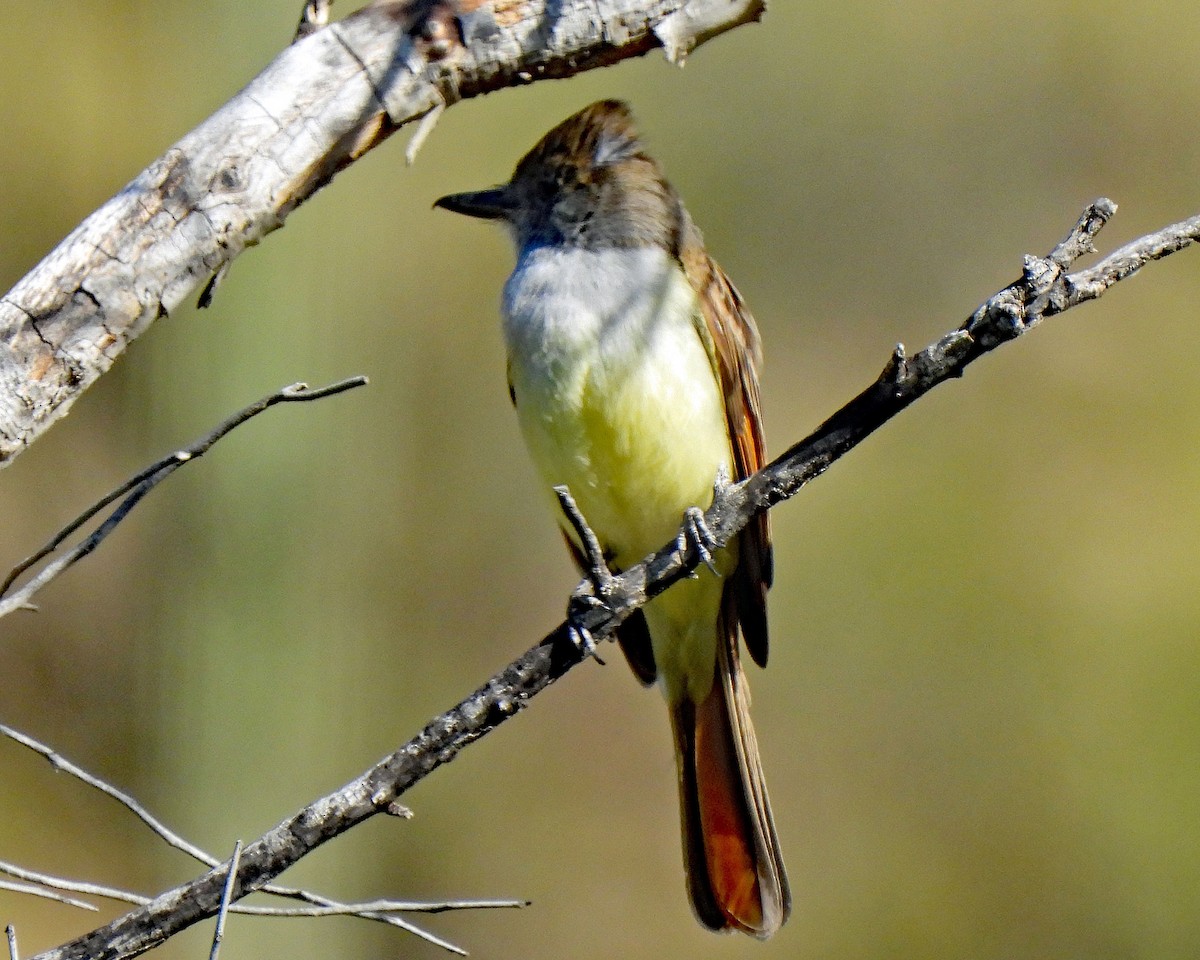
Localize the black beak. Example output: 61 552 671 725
433 186 514 221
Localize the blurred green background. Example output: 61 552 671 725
3 2 1200 958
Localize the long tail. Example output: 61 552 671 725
670 599 790 938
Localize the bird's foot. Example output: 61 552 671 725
566 589 609 665
677 506 721 578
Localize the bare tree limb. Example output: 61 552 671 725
0 0 763 467
0 378 367 620
23 198 1198 960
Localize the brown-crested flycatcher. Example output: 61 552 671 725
435 100 789 938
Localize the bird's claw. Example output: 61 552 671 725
567 588 608 665
678 506 720 577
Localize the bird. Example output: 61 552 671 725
435 99 789 938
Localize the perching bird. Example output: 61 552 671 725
435 100 789 938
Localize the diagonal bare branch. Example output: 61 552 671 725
27 198 1200 960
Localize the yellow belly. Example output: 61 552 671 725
506 261 734 702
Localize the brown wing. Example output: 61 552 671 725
677 213 773 668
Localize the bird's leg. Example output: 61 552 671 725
554 485 614 663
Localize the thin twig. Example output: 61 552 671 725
0 856 519 919
6 924 17 960
217 892 468 950
207 843 241 960
0 377 367 619
0 724 214 865
229 898 528 917
0 882 96 913
0 861 147 908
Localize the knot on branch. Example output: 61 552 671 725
1021 253 1072 322
962 288 1027 349
879 342 909 391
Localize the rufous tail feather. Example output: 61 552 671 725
670 596 790 938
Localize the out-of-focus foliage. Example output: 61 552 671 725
3 2 1200 958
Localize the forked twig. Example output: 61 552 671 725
0 724 523 953
0 377 367 620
